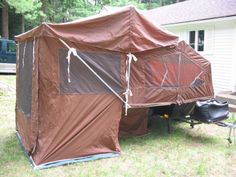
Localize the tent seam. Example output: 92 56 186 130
31 37 40 156
128 7 132 53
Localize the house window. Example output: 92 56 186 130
189 31 195 49
189 30 205 52
198 30 204 51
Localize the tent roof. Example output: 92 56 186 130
15 6 178 53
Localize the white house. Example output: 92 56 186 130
147 0 236 93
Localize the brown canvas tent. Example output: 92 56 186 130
15 6 214 169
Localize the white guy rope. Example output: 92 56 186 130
124 53 138 116
58 38 128 106
65 48 75 83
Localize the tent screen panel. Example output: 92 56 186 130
145 56 166 87
59 50 123 94
18 40 33 117
145 53 203 88
145 53 180 87
179 54 203 86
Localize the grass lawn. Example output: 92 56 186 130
0 75 236 177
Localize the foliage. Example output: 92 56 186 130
6 0 181 24
5 0 43 32
227 112 236 123
7 0 42 21
8 8 22 38
3 0 184 38
109 0 177 9
42 0 101 22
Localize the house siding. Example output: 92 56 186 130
165 19 236 93
212 24 234 92
233 25 236 92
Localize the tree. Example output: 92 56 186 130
0 0 184 39
38 0 101 23
1 0 9 38
7 0 42 33
40 0 46 22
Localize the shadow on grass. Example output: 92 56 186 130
0 118 218 170
119 116 217 147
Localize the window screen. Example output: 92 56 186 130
59 49 122 94
18 40 33 117
179 54 203 86
145 53 203 88
198 30 204 51
145 54 180 87
189 30 205 52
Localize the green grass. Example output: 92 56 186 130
0 75 236 177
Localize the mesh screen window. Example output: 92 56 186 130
145 53 203 88
18 40 33 117
59 50 123 94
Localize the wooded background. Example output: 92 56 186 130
0 0 185 40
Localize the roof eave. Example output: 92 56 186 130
162 15 236 27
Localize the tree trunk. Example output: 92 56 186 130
21 15 25 33
1 0 9 39
147 0 152 9
40 0 47 23
160 0 163 6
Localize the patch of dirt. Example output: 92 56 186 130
0 82 14 94
186 141 203 148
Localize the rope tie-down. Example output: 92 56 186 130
124 53 138 115
65 47 77 83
